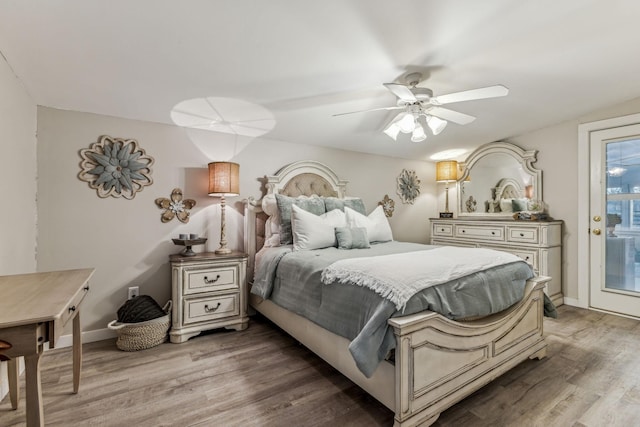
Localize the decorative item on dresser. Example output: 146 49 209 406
169 251 248 343
431 217 563 306
435 160 458 218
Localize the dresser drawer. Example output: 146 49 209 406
432 223 453 237
184 293 240 325
455 225 504 241
508 249 539 269
507 227 539 244
183 266 238 295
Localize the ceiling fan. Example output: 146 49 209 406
334 73 509 142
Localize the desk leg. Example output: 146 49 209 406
24 352 44 427
73 311 82 393
8 357 19 409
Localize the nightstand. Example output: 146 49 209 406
169 251 248 343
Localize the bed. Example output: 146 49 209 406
244 160 549 427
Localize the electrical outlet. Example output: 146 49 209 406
128 286 139 300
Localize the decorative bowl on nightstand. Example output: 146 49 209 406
171 238 207 257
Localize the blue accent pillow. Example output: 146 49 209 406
275 194 326 245
324 197 366 215
335 227 370 249
512 198 528 212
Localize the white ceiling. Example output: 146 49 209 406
2 0 640 160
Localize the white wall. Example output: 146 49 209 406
0 52 37 402
36 107 436 333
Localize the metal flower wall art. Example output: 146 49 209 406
155 188 196 223
78 135 154 199
378 194 395 217
396 169 421 204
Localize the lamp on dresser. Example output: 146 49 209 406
436 160 458 218
208 161 240 254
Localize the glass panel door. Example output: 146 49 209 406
590 124 640 317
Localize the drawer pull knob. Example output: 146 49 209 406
461 230 466 233
204 274 221 284
491 231 495 235
68 305 76 313
84 285 90 291
520 233 524 237
441 228 445 232
204 302 221 313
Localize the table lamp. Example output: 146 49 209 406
208 162 240 254
436 160 458 218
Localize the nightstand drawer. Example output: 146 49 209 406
432 223 453 237
455 225 504 241
507 227 539 243
184 293 240 324
184 266 238 295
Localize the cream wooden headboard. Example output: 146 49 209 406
244 160 349 281
487 178 524 213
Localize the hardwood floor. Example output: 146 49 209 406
1 305 640 426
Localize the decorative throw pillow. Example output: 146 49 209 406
324 197 367 215
344 205 393 243
335 227 370 249
499 198 514 213
512 198 529 212
275 194 326 245
291 205 346 251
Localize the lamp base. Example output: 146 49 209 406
439 212 454 219
215 247 232 255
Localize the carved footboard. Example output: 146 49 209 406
388 276 549 427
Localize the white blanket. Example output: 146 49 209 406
321 246 523 310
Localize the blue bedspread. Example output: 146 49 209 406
251 241 534 377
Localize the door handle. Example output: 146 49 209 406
593 215 601 222
593 228 601 235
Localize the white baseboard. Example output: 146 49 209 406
0 327 117 400
54 327 117 349
563 296 587 308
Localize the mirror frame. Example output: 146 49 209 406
457 141 542 217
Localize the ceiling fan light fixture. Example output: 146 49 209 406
426 115 448 135
396 112 416 133
383 122 401 140
411 123 427 142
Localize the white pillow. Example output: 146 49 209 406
499 198 514 213
344 205 393 243
291 205 346 251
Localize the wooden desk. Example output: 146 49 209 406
0 268 94 426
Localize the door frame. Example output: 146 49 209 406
577 112 640 310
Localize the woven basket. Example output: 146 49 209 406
108 301 172 351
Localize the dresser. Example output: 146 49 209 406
169 251 248 343
430 218 563 306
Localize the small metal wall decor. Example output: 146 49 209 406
396 169 421 204
378 194 395 217
78 135 154 199
155 188 196 223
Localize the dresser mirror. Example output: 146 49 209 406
457 142 542 217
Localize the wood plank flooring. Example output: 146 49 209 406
1 305 640 426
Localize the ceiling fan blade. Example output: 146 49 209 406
428 107 476 125
431 85 509 105
332 106 403 117
383 83 417 103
